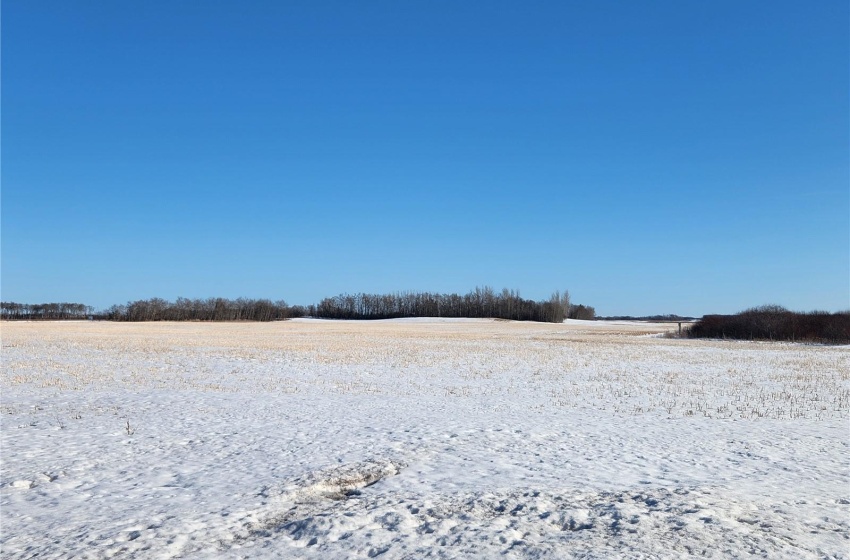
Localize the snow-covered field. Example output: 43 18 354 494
2 319 848 559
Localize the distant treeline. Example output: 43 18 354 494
1 302 94 320
687 306 850 344
314 288 586 323
100 298 306 322
598 314 697 321
1 288 594 324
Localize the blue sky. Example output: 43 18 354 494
3 1 848 316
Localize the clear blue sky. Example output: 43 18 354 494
3 1 848 316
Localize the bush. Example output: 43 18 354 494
687 306 850 344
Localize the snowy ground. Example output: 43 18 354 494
2 319 848 559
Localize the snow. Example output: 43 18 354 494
2 320 848 558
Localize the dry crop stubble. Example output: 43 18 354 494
2 320 847 419
2 320 848 559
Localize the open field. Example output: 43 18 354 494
2 319 848 558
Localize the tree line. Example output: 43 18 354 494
1 302 94 320
1 288 594 324
100 297 306 322
597 314 696 321
687 305 850 344
314 287 588 323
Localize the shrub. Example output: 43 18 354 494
687 306 850 344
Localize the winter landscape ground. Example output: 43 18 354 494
1 319 848 559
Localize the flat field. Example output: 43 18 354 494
2 319 848 558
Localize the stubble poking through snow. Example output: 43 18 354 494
2 320 848 558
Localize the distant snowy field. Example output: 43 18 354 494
2 319 848 559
